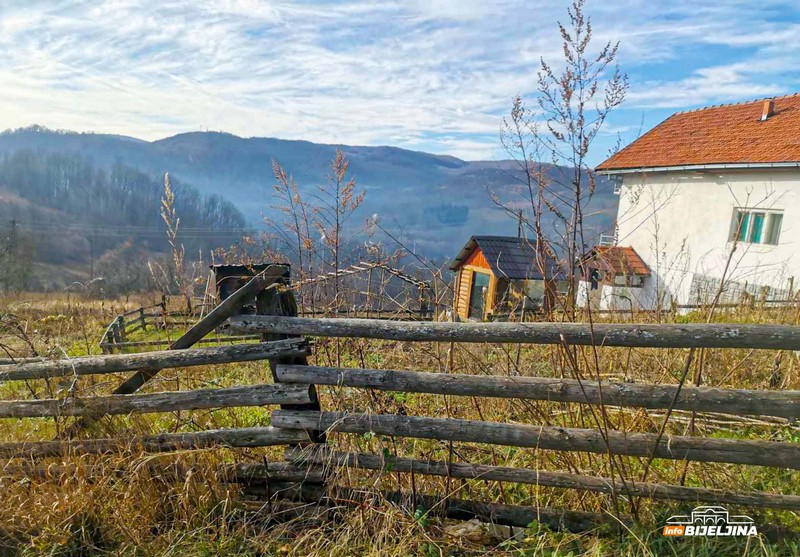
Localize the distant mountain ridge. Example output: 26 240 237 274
0 126 618 260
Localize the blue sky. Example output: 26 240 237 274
0 0 798 166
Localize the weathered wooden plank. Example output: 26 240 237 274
98 336 261 350
286 447 800 511
0 383 312 418
2 460 324 485
233 462 326 484
245 482 612 532
65 267 285 437
257 268 326 445
111 266 286 397
272 411 800 469
0 340 310 382
0 357 46 365
276 365 799 420
0 426 308 459
231 316 800 350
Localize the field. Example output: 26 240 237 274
0 292 798 556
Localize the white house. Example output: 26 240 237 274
591 94 799 309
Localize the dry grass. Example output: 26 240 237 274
0 293 798 555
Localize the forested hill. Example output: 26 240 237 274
0 126 619 286
0 150 247 291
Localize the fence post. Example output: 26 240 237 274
118 316 127 343
140 307 147 332
255 266 325 444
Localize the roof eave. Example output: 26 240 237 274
596 161 800 176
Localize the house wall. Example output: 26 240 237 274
577 280 657 311
615 169 799 308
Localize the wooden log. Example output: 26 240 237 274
98 335 261 350
381 490 610 531
118 316 127 342
248 482 612 532
0 339 310 382
67 267 286 437
233 462 326 484
2 460 323 485
111 265 286 396
271 411 800 469
276 365 799 420
286 447 800 511
0 357 46 365
0 426 308 459
0 383 312 418
257 268 325 444
231 316 800 350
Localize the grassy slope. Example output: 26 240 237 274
0 293 798 556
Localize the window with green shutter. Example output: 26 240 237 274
730 208 783 245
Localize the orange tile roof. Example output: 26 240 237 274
584 246 650 276
597 93 800 171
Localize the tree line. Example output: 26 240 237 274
0 151 249 293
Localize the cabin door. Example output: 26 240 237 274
468 271 491 319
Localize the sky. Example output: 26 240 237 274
0 0 798 166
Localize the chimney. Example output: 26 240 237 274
761 99 775 121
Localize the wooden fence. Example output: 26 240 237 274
228 313 800 530
99 301 260 353
2 267 799 535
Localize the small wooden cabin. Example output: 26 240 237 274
449 236 561 320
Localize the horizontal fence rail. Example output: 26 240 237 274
272 410 800 469
243 483 614 532
2 461 326 486
276 365 799 420
231 316 800 350
0 426 308 459
286 447 800 511
0 340 310 383
98 336 263 351
0 383 312 419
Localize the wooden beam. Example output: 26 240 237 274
271 411 800 469
286 447 800 511
2 460 324 485
230 316 800 350
98 336 261 350
0 383 312 418
275 365 799 420
1 426 308 459
63 266 285 437
233 461 326 484
245 482 613 532
0 357 46 365
0 340 310 382
257 268 325 444
112 266 285 396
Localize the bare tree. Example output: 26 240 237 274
313 149 364 309
534 0 627 315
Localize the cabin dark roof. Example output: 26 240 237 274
449 236 560 280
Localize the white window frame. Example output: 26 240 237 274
730 208 783 246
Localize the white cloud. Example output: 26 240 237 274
0 0 797 160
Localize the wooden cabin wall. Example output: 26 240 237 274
455 268 472 320
453 247 497 320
